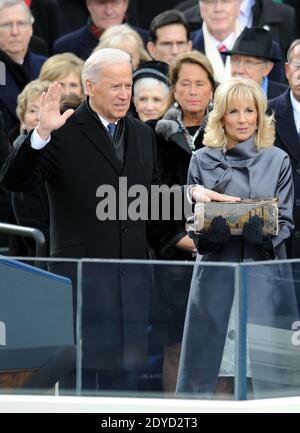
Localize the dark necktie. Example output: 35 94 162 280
107 123 116 140
218 43 227 64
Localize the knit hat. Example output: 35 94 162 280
133 60 169 86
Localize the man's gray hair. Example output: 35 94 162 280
82 48 132 93
0 0 34 24
287 39 300 64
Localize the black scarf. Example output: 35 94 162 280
84 98 126 166
0 49 31 92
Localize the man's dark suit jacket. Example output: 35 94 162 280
267 80 288 100
184 0 296 55
268 89 300 258
0 101 159 369
285 0 300 37
53 23 148 60
127 0 184 29
0 52 46 136
56 0 88 36
30 0 60 53
192 29 285 83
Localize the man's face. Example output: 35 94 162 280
86 0 128 30
199 0 241 41
147 24 192 65
0 4 32 60
286 45 300 102
231 55 273 85
86 61 132 122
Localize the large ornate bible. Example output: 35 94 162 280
186 198 279 236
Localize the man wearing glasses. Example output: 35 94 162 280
225 26 287 100
0 0 46 136
147 10 192 65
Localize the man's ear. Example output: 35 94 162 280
85 80 94 97
147 41 156 59
187 40 193 51
285 62 290 81
265 62 274 76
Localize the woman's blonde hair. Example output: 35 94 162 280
17 79 51 122
165 50 215 112
203 78 275 150
39 53 84 85
95 24 151 65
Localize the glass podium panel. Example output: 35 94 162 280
0 257 77 395
242 259 300 399
1 256 300 402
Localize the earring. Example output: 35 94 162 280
173 101 179 109
206 99 214 114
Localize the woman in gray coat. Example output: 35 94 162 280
176 78 299 397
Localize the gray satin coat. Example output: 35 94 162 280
176 137 299 396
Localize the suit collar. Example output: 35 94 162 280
192 29 205 52
272 90 300 162
75 101 123 174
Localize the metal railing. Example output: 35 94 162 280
0 222 47 259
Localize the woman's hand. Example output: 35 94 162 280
37 82 75 139
191 185 241 203
242 215 273 252
197 216 231 254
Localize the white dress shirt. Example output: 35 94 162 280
290 90 300 136
238 0 255 29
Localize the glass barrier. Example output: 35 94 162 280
0 256 300 401
241 259 300 400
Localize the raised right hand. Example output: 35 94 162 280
37 82 75 139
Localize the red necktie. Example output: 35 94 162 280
218 44 227 53
24 0 32 6
218 44 227 64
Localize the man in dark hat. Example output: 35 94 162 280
225 27 288 100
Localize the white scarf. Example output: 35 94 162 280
202 20 243 84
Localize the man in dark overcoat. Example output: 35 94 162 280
0 0 46 136
0 47 159 391
268 39 300 259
